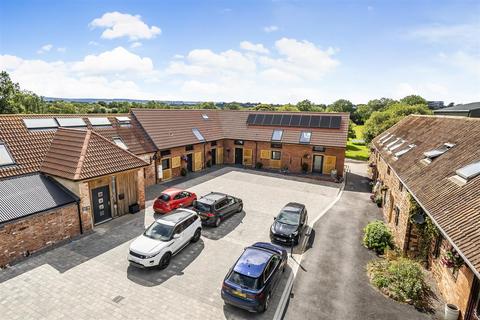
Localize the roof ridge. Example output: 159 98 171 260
412 114 480 120
74 130 91 180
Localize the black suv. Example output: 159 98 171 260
270 202 308 246
193 192 243 227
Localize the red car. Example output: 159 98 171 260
153 188 197 214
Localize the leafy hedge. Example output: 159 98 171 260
368 255 428 307
363 220 393 254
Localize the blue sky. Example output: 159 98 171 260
0 0 479 104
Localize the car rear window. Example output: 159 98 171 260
227 271 260 290
159 194 170 202
194 201 212 212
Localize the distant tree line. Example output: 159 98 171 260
1 71 432 142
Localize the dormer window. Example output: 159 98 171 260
0 143 15 167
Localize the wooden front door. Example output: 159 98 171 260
323 155 337 174
92 185 112 224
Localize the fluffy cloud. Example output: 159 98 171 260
264 25 278 33
71 47 154 75
130 42 142 48
0 47 155 99
440 51 480 76
240 41 269 54
37 44 53 54
90 11 161 41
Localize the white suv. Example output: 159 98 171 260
128 209 202 269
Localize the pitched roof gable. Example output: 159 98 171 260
41 128 148 180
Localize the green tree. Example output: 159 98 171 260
0 71 23 114
363 103 432 143
198 101 217 109
277 104 299 112
356 98 397 124
296 99 314 111
224 102 241 110
400 95 427 106
326 99 355 113
348 120 356 139
253 103 274 111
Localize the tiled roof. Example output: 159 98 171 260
435 102 480 112
0 173 78 224
0 114 155 179
41 128 148 180
132 109 349 149
372 115 480 276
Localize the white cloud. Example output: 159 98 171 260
71 46 154 75
264 25 279 33
90 11 161 41
240 41 269 54
57 47 66 53
409 23 479 46
0 48 156 99
173 54 184 59
130 42 142 48
88 41 99 46
440 51 480 76
37 44 53 54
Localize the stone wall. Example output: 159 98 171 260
0 203 80 266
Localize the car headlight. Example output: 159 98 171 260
270 225 276 233
144 251 160 259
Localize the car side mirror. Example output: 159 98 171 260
173 234 180 239
273 217 276 220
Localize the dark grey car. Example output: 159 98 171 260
193 192 243 227
270 202 308 246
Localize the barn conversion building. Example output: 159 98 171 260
0 109 349 266
369 115 480 320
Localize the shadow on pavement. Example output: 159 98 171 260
344 172 372 193
126 239 205 287
222 264 293 320
201 210 246 240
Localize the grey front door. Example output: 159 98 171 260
235 148 243 165
92 185 112 224
313 155 323 173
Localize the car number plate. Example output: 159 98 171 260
233 290 246 298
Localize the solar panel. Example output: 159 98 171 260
456 161 480 180
192 128 205 141
88 117 111 126
290 115 301 127
255 114 265 125
280 115 292 126
263 114 274 126
23 118 58 129
246 114 256 124
300 115 311 127
56 118 86 127
310 116 321 128
271 114 282 125
330 116 341 129
320 116 331 128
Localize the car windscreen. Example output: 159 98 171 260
227 271 260 290
194 201 212 212
158 194 170 202
277 210 300 226
143 221 174 241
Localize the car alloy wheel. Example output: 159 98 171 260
215 217 221 227
158 252 171 270
191 228 201 243
237 205 243 213
261 293 270 313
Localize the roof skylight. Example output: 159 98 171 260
56 118 86 127
115 116 130 123
389 140 405 152
88 117 111 126
202 114 209 120
456 161 480 181
271 129 283 142
23 118 58 129
192 128 205 141
379 133 392 144
424 143 455 161
394 144 416 158
113 137 128 150
299 131 312 144
385 138 400 150
0 143 15 167
380 135 395 145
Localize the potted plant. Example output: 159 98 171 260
180 167 187 176
375 195 383 207
441 249 464 270
301 162 309 173
255 162 263 169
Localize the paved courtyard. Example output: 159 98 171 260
0 167 339 320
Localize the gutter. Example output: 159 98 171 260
375 145 480 279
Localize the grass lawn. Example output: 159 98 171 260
346 125 370 161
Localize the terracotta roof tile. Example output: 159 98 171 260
41 128 148 180
132 109 349 149
373 115 480 276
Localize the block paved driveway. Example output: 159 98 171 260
0 167 339 320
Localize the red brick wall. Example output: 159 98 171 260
371 148 476 319
0 203 81 266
